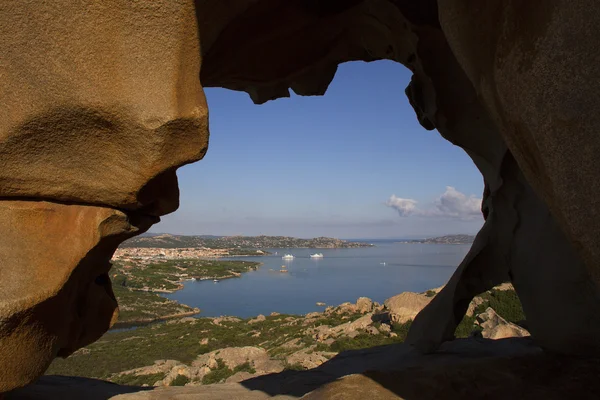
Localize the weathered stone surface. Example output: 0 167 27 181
0 201 153 392
384 293 432 324
7 338 547 399
247 315 267 325
438 0 600 287
192 347 284 376
3 0 600 393
286 349 332 370
355 297 374 314
0 1 209 216
476 308 530 340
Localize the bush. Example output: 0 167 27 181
112 372 165 386
201 359 234 385
233 362 256 374
283 362 305 371
454 288 525 338
170 374 190 386
480 289 525 324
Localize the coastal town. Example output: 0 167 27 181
113 247 266 260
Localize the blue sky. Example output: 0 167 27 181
154 60 484 239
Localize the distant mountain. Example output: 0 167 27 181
120 234 374 249
398 234 475 245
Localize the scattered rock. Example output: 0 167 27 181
286 349 331 370
466 296 486 317
270 312 280 316
280 338 302 349
476 308 530 340
389 332 398 338
378 323 391 334
207 357 219 370
365 326 379 335
248 315 267 324
212 317 242 326
193 347 284 375
158 365 192 386
332 302 359 314
315 302 326 306
199 338 209 345
356 297 374 313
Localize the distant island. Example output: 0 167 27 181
120 234 374 249
398 234 475 245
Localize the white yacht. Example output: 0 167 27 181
310 253 324 258
282 254 295 260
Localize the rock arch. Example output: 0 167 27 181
1 0 599 392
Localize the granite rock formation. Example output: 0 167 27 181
1 0 600 394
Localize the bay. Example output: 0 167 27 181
163 241 471 318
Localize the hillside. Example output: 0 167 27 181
120 234 373 249
399 234 475 245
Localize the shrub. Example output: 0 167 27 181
233 362 256 374
112 372 165 386
202 359 234 385
170 374 190 386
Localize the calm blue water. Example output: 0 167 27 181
164 242 470 318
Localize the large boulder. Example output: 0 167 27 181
476 308 530 340
356 297 375 314
193 347 284 376
0 201 153 392
0 0 209 217
384 293 432 324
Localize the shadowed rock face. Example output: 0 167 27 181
1 0 599 393
0 201 155 390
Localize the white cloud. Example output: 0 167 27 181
386 187 482 220
385 196 419 217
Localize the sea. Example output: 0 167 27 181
163 240 471 318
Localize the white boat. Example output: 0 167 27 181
282 254 295 260
310 253 324 258
213 279 219 282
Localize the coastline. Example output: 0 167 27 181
112 261 263 327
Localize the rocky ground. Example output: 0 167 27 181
46 284 527 387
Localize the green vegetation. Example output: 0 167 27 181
112 259 260 292
201 359 232 384
46 285 525 386
111 372 165 386
171 375 190 386
401 235 475 245
200 360 256 385
283 362 305 371
424 290 436 298
47 314 309 379
110 258 259 325
233 362 256 374
479 288 525 324
454 288 525 338
113 285 196 325
318 322 411 353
